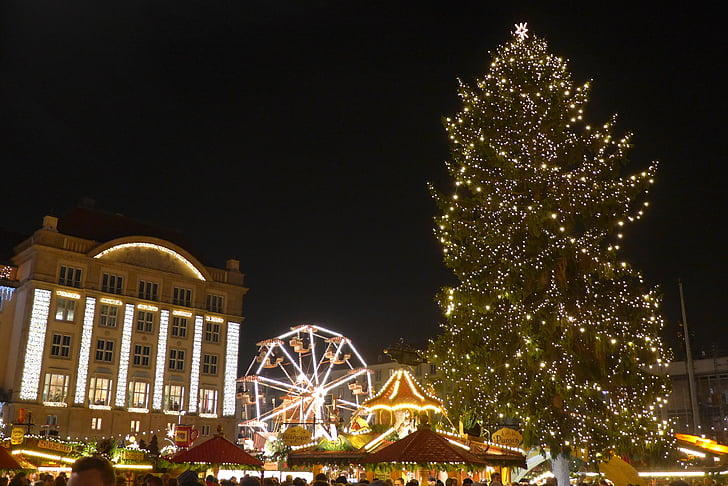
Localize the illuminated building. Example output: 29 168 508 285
0 209 247 441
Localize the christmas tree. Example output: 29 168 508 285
428 23 672 468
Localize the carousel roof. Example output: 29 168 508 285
363 369 443 413
169 435 263 467
359 425 487 467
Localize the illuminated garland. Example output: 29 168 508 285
223 321 240 416
20 289 52 400
188 315 204 413
115 304 136 407
75 297 97 404
428 26 672 460
152 310 170 410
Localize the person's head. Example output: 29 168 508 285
146 478 162 486
462 480 472 486
491 476 499 482
69 457 115 486
239 478 260 486
394 480 405 486
428 478 436 486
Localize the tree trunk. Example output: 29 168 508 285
551 452 570 486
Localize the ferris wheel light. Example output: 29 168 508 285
239 324 373 443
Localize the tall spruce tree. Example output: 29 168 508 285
428 24 672 470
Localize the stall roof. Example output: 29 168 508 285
169 436 263 467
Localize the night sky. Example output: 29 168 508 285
1 2 724 364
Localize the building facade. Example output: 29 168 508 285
664 355 728 443
0 213 247 443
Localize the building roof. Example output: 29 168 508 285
363 369 443 413
56 206 207 263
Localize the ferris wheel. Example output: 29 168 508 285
237 324 373 441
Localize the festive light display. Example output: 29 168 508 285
428 25 672 460
115 304 136 407
20 289 52 400
188 315 204 413
75 297 97 404
93 242 206 280
223 321 240 416
152 310 170 410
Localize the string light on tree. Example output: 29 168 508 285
428 24 673 475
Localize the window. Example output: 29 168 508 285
173 287 191 307
46 415 58 425
429 364 437 374
133 344 151 367
168 349 185 371
55 298 76 321
128 381 149 409
99 304 118 327
204 322 220 344
91 417 103 430
171 317 188 338
138 280 159 301
130 420 140 433
206 294 224 313
42 374 69 403
89 377 113 406
102 273 124 294
199 389 218 415
50 333 72 358
202 354 218 375
201 425 211 437
58 265 82 288
375 370 382 382
95 340 115 362
136 311 154 333
163 384 185 411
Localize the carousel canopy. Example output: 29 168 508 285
363 369 442 413
359 425 487 469
169 436 263 468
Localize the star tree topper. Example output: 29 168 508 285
514 22 529 40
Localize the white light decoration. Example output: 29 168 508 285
137 303 158 312
152 310 170 410
205 315 224 323
74 297 97 404
514 22 529 40
115 304 135 407
99 297 122 306
55 290 80 299
188 315 203 414
223 321 240 416
173 309 192 317
93 242 206 281
19 289 51 400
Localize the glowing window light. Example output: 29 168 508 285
152 310 170 410
137 303 158 312
20 289 52 400
188 315 203 413
205 315 224 323
115 304 135 407
93 242 206 281
55 290 80 299
99 297 122 306
223 321 240 416
173 309 192 317
74 297 96 404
